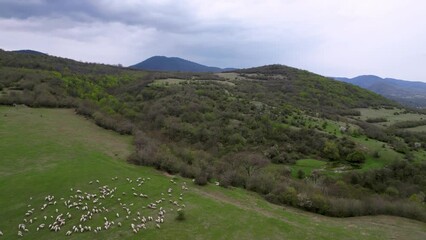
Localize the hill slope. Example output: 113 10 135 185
11 49 47 55
0 106 425 240
130 56 234 72
334 75 426 108
1 50 425 224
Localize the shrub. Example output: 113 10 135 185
194 171 208 186
297 170 305 179
176 209 186 221
366 117 387 123
346 151 366 166
246 173 275 195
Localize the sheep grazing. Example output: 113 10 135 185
18 231 23 237
0 230 3 236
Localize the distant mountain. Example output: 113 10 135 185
12 49 47 55
130 56 235 72
334 75 426 108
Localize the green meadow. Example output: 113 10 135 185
0 106 425 239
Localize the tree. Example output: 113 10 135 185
234 152 270 177
346 151 366 166
297 170 305 179
323 140 340 161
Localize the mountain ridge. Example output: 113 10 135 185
334 75 426 108
130 56 236 72
11 49 47 55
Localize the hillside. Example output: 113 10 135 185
0 106 425 239
334 75 426 108
11 49 47 55
1 49 426 229
130 56 234 72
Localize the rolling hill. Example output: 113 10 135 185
130 56 235 72
1 49 426 239
334 75 426 108
0 106 425 239
11 49 47 55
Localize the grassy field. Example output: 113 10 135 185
150 78 235 87
0 106 425 239
354 108 426 127
290 159 327 177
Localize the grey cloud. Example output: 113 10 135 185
0 0 234 34
0 0 425 80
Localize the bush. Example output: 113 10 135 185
246 173 275 195
346 151 366 166
297 170 305 179
175 209 186 221
194 171 208 186
366 117 387 123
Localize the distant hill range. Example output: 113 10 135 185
130 56 236 72
334 75 426 108
12 49 47 55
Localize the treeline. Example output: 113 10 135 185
128 134 426 221
390 120 426 129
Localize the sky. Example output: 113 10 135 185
0 0 425 81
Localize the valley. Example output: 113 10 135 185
0 50 425 239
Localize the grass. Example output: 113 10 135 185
150 78 235 87
0 106 425 239
355 108 426 127
350 136 402 170
290 159 327 177
317 118 403 170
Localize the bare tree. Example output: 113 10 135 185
234 152 270 177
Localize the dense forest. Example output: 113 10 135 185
1 49 425 221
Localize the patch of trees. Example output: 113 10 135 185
344 160 426 199
366 117 387 123
390 120 426 129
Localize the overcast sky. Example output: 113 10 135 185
0 0 425 81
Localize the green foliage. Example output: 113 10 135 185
2 50 426 224
366 117 388 123
346 151 366 166
176 209 186 221
322 140 340 161
297 170 305 179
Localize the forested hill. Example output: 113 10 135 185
334 75 426 108
233 65 397 113
2 49 426 222
130 56 235 72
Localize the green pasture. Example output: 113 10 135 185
0 106 425 239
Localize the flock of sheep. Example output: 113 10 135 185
0 176 188 238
